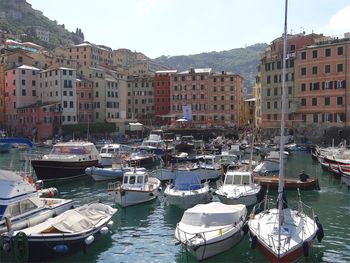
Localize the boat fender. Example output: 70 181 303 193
250 234 257 249
315 216 324 242
13 231 29 263
84 235 95 246
107 221 114 228
158 187 162 192
120 190 126 196
242 222 249 235
53 244 69 253
302 241 309 257
100 226 109 235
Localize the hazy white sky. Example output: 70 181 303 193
27 0 350 59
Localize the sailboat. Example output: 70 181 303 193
247 1 324 261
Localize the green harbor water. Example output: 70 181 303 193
0 148 349 262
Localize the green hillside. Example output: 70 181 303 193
154 43 267 94
0 0 83 49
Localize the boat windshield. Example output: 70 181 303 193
51 146 91 155
0 205 6 221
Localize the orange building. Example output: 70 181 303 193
295 35 350 129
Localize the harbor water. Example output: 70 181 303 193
0 148 349 262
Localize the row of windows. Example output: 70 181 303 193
300 64 343 75
300 113 346 123
266 86 293 96
300 46 344 60
173 76 237 82
127 82 153 88
264 59 294 72
300 96 344 106
266 73 294 84
301 80 346 91
127 91 153 96
39 69 74 78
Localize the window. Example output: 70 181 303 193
312 50 318 58
337 97 343 105
301 52 306 60
22 79 25 85
274 88 277 96
324 97 330 106
337 64 343 72
267 101 270 109
302 114 306 122
267 76 271 84
301 68 306 76
325 48 331 57
313 113 318 123
301 83 306 91
312 97 317 106
22 89 26 96
274 101 278 109
267 88 270 96
288 86 292 95
337 46 343 55
312 66 318 75
325 65 331 73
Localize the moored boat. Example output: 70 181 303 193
31 141 100 181
1 203 116 262
107 170 161 207
253 174 320 190
175 202 247 260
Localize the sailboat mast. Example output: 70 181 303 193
278 0 288 226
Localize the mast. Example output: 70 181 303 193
278 0 288 251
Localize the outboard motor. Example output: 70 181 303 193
35 180 44 190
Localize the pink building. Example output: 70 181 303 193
76 78 94 123
170 68 244 127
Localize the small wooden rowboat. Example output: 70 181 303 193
253 176 320 190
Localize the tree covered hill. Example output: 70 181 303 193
0 0 83 49
154 43 268 94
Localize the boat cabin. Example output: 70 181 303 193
100 144 132 155
123 171 149 187
224 171 253 185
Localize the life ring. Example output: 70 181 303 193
13 231 29 263
302 241 309 257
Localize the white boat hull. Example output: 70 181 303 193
165 185 212 210
216 191 259 207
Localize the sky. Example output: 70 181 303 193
27 0 350 59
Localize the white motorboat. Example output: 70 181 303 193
99 143 132 167
248 2 324 261
216 170 263 207
196 154 222 181
31 141 101 181
153 160 200 182
0 169 74 234
1 203 116 262
107 170 161 207
175 202 247 260
164 172 212 210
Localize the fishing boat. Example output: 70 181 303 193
195 154 222 181
174 135 195 153
125 149 161 169
164 172 212 210
253 159 280 175
107 170 161 207
31 141 100 181
248 2 324 261
253 174 320 190
175 202 247 260
216 170 263 207
1 203 116 262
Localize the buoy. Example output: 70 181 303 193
100 226 109 235
53 244 69 253
107 221 114 228
250 234 257 249
84 235 95 246
302 241 309 257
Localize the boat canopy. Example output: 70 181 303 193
174 173 201 190
181 202 246 227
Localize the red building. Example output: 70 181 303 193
154 70 177 125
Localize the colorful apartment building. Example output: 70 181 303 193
154 70 177 125
127 74 154 124
38 67 77 125
258 33 323 129
59 42 114 68
170 68 244 127
76 78 94 124
294 35 350 129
